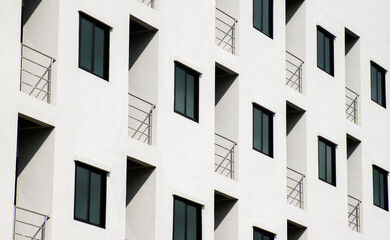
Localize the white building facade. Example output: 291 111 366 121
1 0 390 239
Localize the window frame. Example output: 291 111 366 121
373 165 389 211
370 61 387 108
74 161 107 228
253 0 273 38
252 103 274 158
253 226 275 240
173 62 200 122
78 12 110 80
317 137 336 186
317 26 335 76
172 196 202 240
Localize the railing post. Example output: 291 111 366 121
232 22 235 55
20 44 23 91
299 179 302 209
354 98 357 124
299 63 302 93
47 60 52 104
13 206 16 240
230 145 234 179
148 109 152 145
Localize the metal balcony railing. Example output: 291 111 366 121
286 167 305 209
13 206 50 240
286 51 304 93
348 195 361 232
214 133 236 179
128 93 155 145
345 87 359 124
20 44 55 103
139 0 155 8
215 8 237 55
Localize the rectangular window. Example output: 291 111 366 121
373 166 388 211
173 197 201 240
371 62 386 107
317 27 334 76
74 162 107 228
253 227 275 240
253 0 273 38
79 13 110 80
174 63 199 122
253 104 273 157
318 138 336 186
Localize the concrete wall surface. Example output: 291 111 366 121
1 0 390 239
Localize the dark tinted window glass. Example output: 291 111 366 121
80 18 93 71
317 27 334 76
318 140 326 180
174 66 186 114
89 172 102 225
253 105 273 157
187 205 198 240
186 74 195 119
79 13 109 80
253 0 273 38
75 166 89 220
173 197 201 240
173 199 186 240
318 138 336 186
253 107 262 151
174 63 199 122
74 163 106 228
253 227 274 240
373 166 388 211
371 62 386 107
94 26 106 78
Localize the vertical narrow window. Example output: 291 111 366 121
79 13 110 80
253 104 273 157
174 63 199 122
373 166 388 211
74 162 107 228
253 0 273 38
173 197 201 240
318 138 336 186
370 62 386 108
317 27 334 76
253 227 275 240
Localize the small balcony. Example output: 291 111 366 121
13 206 50 240
128 93 156 145
286 51 304 93
348 195 361 232
214 133 237 179
286 167 305 209
345 87 359 124
20 44 55 103
215 8 237 55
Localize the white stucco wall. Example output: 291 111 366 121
2 0 390 239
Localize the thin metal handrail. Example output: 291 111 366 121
286 167 305 209
214 133 237 179
286 50 304 63
20 43 55 103
216 8 237 22
14 206 50 240
347 195 361 232
285 51 304 93
15 206 50 218
345 87 359 124
140 0 155 8
128 93 155 145
215 8 237 55
21 44 56 62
